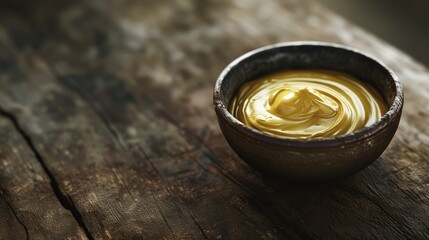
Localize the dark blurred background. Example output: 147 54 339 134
0 0 427 66
319 0 429 66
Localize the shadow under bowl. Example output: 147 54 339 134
213 41 403 181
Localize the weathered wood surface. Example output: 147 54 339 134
0 0 428 239
0 116 86 239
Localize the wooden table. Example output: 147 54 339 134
0 0 428 239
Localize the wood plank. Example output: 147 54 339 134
0 116 86 239
0 0 428 239
0 192 27 240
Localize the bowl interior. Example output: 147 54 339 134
220 44 397 114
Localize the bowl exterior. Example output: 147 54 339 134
217 112 401 181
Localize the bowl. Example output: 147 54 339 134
213 41 403 181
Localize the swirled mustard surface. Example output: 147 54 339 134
229 70 387 139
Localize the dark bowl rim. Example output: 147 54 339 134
213 41 404 148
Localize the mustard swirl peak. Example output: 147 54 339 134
229 70 387 139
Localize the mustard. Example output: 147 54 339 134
229 70 387 139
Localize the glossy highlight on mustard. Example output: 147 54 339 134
229 70 388 139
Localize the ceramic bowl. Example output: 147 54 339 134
213 41 403 181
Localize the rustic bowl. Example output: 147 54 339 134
213 41 403 181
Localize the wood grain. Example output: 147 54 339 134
0 0 428 239
0 115 86 239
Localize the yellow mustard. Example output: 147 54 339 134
229 70 387 139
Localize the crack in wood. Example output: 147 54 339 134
188 212 209 239
0 188 29 240
0 108 94 240
53 71 215 238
